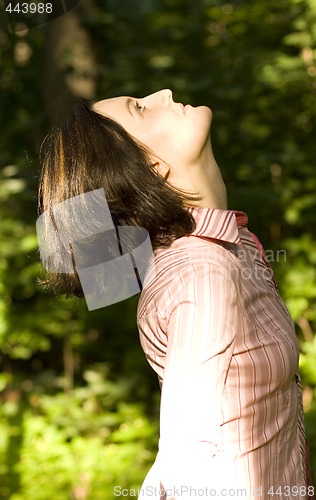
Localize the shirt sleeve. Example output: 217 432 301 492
155 261 239 499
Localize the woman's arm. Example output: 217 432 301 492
156 261 240 499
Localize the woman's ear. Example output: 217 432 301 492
152 160 171 180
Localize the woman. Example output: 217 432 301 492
38 90 314 499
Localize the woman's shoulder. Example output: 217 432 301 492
137 234 237 318
156 233 237 271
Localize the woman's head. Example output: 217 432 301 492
38 94 203 297
93 89 213 183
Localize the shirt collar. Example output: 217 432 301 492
186 206 249 245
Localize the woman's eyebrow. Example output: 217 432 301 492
126 98 134 117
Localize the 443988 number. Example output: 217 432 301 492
268 485 314 496
5 3 53 14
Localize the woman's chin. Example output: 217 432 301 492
191 105 213 123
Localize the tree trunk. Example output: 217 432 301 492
43 0 97 125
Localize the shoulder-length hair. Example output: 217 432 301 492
37 99 202 298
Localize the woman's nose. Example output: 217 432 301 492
159 89 173 104
143 89 173 106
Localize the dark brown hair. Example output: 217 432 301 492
37 99 202 298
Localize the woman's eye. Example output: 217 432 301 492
135 101 146 114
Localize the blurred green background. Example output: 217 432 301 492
0 0 315 498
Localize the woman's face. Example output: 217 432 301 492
93 89 212 170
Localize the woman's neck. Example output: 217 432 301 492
186 142 228 210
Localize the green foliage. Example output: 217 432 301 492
0 0 316 496
0 365 157 499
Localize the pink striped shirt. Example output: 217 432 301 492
136 207 313 500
